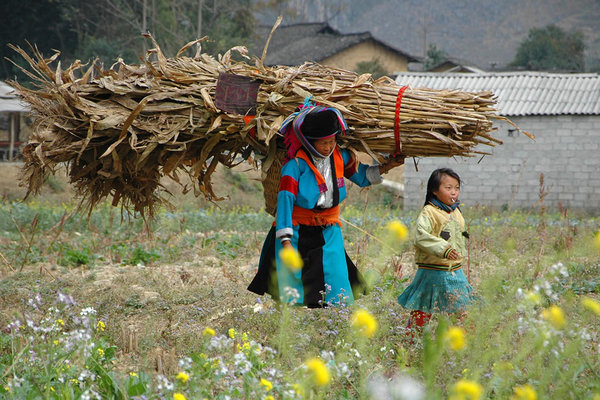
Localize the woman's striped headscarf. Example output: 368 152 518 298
281 104 348 160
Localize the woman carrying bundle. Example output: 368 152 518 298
248 105 404 307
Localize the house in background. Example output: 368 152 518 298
394 72 600 211
425 57 485 73
0 81 30 161
252 22 420 76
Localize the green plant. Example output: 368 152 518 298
1 201 599 399
355 58 387 80
124 247 161 266
0 293 122 399
61 247 92 266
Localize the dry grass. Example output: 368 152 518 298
8 35 521 218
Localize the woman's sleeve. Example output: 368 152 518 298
414 212 452 258
341 149 382 187
275 160 299 239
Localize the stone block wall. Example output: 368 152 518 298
403 115 600 211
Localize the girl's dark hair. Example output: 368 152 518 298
424 168 461 206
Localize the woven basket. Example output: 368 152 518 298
261 149 286 216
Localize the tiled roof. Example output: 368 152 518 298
426 57 485 73
0 81 29 113
253 22 419 66
393 72 600 116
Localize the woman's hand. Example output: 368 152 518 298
282 240 293 250
379 155 405 174
446 249 460 260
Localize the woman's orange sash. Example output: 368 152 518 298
292 205 341 226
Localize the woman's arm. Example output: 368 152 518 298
342 149 405 187
275 160 299 242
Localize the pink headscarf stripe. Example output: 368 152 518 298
281 105 348 161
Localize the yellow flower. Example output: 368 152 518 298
53 340 59 345
350 309 378 338
228 328 237 339
97 348 104 357
202 327 215 337
129 372 138 377
444 326 466 351
56 319 64 327
173 393 187 400
96 321 106 331
265 396 275 400
242 332 249 342
386 220 409 241
305 357 330 386
279 247 303 271
238 342 251 352
449 379 483 400
594 230 600 251
581 297 600 315
260 378 273 391
524 291 541 305
541 305 566 329
176 372 190 383
510 384 537 400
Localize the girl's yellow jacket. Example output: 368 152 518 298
414 204 467 271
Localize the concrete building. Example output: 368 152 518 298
393 72 600 211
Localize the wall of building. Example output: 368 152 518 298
0 112 31 160
403 115 600 212
322 40 409 74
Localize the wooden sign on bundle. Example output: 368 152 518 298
9 33 530 217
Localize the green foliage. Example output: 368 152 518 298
201 4 257 56
224 169 261 193
0 295 120 399
124 247 161 266
61 247 92 267
0 0 77 80
78 35 138 65
355 58 387 80
509 25 585 71
2 0 261 81
424 43 448 70
1 201 599 399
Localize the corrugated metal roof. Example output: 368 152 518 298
0 81 29 113
393 72 600 116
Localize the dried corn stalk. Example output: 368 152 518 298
9 35 528 217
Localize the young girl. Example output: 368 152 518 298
398 167 473 331
248 105 403 307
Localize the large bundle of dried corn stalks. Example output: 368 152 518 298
10 34 527 217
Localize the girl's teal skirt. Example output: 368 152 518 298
397 267 473 313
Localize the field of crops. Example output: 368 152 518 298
0 167 599 400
